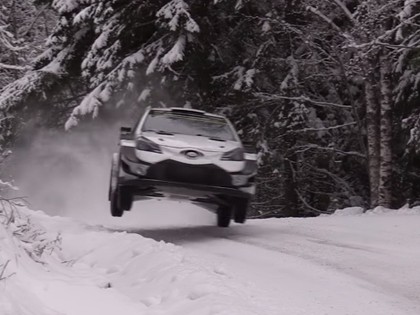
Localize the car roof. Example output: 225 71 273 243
134 106 240 141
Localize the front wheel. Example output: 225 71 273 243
233 199 249 224
120 188 133 211
217 205 232 227
110 188 124 217
109 153 124 217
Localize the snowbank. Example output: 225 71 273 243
0 204 61 315
1 207 267 315
329 206 365 216
331 205 420 217
2 202 420 315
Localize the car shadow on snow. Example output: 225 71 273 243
111 224 259 245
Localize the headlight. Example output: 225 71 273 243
221 148 244 161
136 137 162 153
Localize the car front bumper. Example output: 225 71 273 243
119 148 255 200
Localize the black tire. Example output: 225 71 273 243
233 199 249 224
217 205 232 227
108 169 113 201
109 153 124 217
110 188 124 217
120 188 133 211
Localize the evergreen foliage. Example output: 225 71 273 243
1 0 420 215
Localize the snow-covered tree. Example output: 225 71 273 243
0 0 205 128
305 0 420 209
1 0 420 215
0 1 54 86
0 0 55 149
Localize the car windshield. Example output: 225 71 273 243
141 111 236 141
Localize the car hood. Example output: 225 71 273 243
141 132 240 152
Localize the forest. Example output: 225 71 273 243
1 0 420 217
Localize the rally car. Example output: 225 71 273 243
108 107 257 227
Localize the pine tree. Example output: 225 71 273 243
1 0 420 215
0 0 55 148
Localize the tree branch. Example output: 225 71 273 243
0 62 28 71
22 5 49 37
331 0 355 23
292 144 366 158
254 93 352 109
306 6 342 33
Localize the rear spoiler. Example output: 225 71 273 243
170 107 205 115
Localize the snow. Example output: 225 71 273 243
146 54 160 75
124 49 145 65
1 206 267 315
52 0 80 14
73 6 94 25
235 0 244 10
231 67 256 91
41 46 76 75
0 62 27 71
64 84 103 129
92 31 110 52
329 206 364 216
0 179 18 191
1 202 420 315
262 21 271 33
161 35 186 65
0 71 43 110
157 0 200 33
138 88 151 102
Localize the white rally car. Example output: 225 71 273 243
108 107 257 227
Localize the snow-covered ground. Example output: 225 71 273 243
1 202 420 315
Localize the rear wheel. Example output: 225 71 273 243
217 205 232 227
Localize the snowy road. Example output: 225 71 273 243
107 202 420 315
2 202 420 315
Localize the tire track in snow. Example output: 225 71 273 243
126 219 420 315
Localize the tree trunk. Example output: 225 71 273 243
283 157 299 217
9 0 20 79
378 53 393 207
365 61 380 208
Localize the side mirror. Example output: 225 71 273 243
120 126 132 140
120 126 132 134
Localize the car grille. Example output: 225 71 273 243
146 160 233 187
